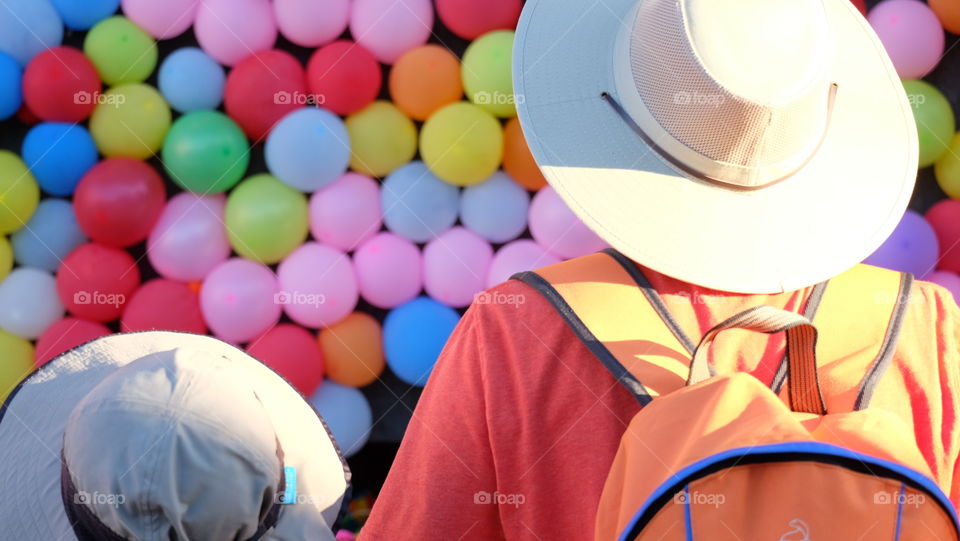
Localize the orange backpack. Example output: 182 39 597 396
514 249 959 541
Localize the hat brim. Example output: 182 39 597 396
0 331 348 540
513 0 917 294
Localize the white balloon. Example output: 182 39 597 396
0 267 64 339
309 381 372 458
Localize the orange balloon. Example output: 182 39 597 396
318 311 385 388
389 45 463 122
930 0 960 34
503 116 547 191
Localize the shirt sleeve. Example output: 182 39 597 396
360 305 504 541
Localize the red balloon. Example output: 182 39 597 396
436 0 521 40
22 46 101 122
926 200 960 273
246 323 325 397
224 49 307 141
851 0 867 16
56 243 141 322
121 279 207 334
306 40 381 116
35 317 111 367
73 158 167 248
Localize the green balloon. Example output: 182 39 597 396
225 174 309 264
0 151 39 234
84 16 158 85
903 79 956 168
462 30 517 118
162 111 250 193
0 329 34 403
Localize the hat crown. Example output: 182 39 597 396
615 0 835 187
63 349 282 540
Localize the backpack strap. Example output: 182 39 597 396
512 251 696 406
771 264 913 412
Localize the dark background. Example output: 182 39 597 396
0 0 955 499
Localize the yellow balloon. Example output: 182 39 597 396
420 102 503 186
89 83 171 159
935 133 960 200
346 101 418 177
0 151 39 234
0 329 35 403
0 236 12 281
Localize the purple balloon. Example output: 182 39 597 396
925 271 960 305
529 186 608 259
863 210 939 279
354 232 422 309
277 242 358 328
147 193 231 282
423 227 493 308
868 0 944 79
200 258 281 343
309 173 382 252
487 239 561 288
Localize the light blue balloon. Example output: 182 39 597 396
308 381 372 458
158 47 226 113
460 172 530 243
49 0 118 30
382 161 460 243
0 52 21 120
0 0 63 66
383 296 460 386
265 107 350 192
11 199 88 272
22 123 98 196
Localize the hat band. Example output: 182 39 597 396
59 437 287 541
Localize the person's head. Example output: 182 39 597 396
0 331 349 540
514 0 917 293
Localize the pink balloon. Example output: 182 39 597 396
868 0 944 79
274 0 350 48
309 173 382 252
350 0 433 64
529 186 609 259
147 193 231 282
277 242 358 327
925 271 960 305
200 258 281 343
194 0 278 67
487 239 561 288
122 0 200 39
354 232 422 309
423 227 493 308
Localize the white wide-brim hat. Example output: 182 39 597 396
513 0 918 293
0 331 349 540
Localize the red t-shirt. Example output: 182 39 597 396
361 266 960 540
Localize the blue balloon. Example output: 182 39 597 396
0 52 22 120
0 0 63 66
158 47 226 113
383 296 460 386
382 161 460 243
49 0 118 30
308 381 372 457
460 172 530 243
22 123 98 196
264 107 350 192
11 199 88 272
